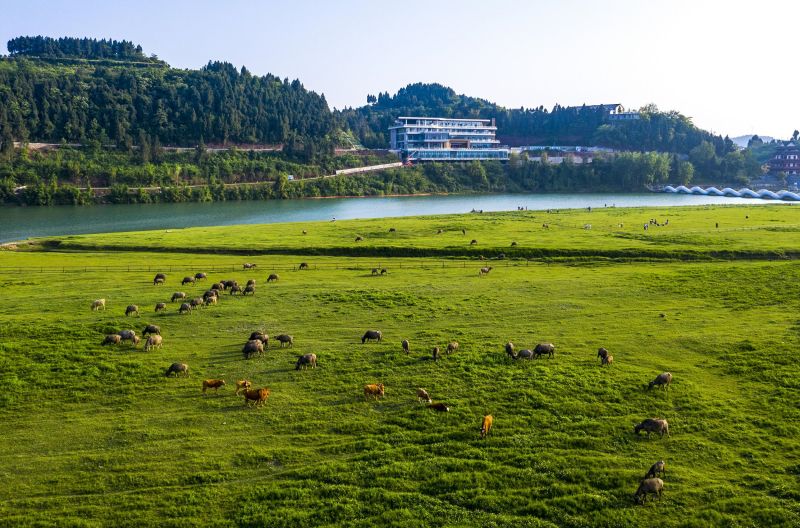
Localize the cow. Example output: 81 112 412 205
295 353 317 370
243 339 265 359
597 347 609 362
202 379 225 394
364 383 385 400
267 274 279 282
194 272 207 281
234 380 251 396
362 330 382 344
181 276 196 286
171 292 187 303
299 262 309 270
142 324 161 336
446 341 459 355
634 478 664 504
645 460 666 480
533 343 555 359
428 402 450 412
505 342 515 357
165 362 189 377
91 299 106 311
144 334 163 351
243 285 255 296
479 266 492 276
102 334 121 346
153 273 166 285
648 372 673 390
179 302 192 314
401 339 410 354
601 354 614 366
243 388 270 406
480 415 494 438
229 284 243 295
275 334 293 347
125 305 139 317
243 263 257 270
118 329 137 344
155 302 167 313
634 418 670 438
249 332 269 347
416 388 432 403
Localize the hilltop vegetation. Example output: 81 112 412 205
1 205 799 526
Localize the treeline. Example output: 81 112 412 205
7 36 154 62
340 83 736 158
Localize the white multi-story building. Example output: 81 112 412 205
389 116 509 161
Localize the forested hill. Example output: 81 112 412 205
0 36 336 157
339 83 735 157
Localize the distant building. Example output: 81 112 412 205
768 141 800 177
567 103 640 121
389 117 509 161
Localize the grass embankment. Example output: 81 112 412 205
0 205 798 527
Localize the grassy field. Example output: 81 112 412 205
0 205 799 527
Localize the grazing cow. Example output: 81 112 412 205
144 334 163 351
102 334 121 346
118 329 137 344
155 302 167 313
295 353 317 370
243 388 270 406
362 330 382 344
250 332 269 346
470 239 478 245
203 290 218 300
267 274 279 283
153 273 167 285
165 362 189 377
389 228 396 232
432 346 440 361
125 305 139 317
380 268 387 275
243 285 255 296
246 279 256 287
91 299 106 311
299 262 309 270
179 302 192 314
533 343 555 359
416 388 432 403
645 460 666 480
372 268 379 275
204 295 218 306
634 418 670 438
446 341 459 355
481 415 494 438
648 372 673 390
275 334 293 347
234 380 251 396
229 284 243 295
401 339 410 354
171 292 187 303
355 236 363 242
634 478 664 504
223 280 237 290
364 383 385 399
194 272 207 281
505 342 515 357
190 297 204 308
243 339 265 359
181 276 196 286
211 282 225 292
601 354 613 366
202 379 225 394
511 349 534 360
243 263 257 270
597 347 609 362
428 402 450 412
142 324 161 336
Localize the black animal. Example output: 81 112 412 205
362 330 382 344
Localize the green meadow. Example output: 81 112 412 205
0 204 799 527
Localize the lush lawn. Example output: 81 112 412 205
0 205 798 527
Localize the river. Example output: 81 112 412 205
0 193 789 243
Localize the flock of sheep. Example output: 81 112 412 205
92 264 675 505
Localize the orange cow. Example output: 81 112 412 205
243 388 270 407
480 415 494 438
202 379 226 394
364 383 385 400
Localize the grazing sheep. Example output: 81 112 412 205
102 334 121 346
299 262 309 270
401 339 410 354
125 305 139 317
142 324 161 336
645 460 666 480
179 302 192 314
505 342 515 357
243 285 255 296
355 236 363 242
243 263 257 270
229 284 243 295
364 383 385 399
153 273 167 285
171 292 187 303
512 349 534 360
243 388 270 406
295 353 317 370
181 276 196 285
194 272 207 281
165 362 189 377
601 354 614 366
204 295 218 306
481 415 494 438
432 346 440 361
91 299 106 311
634 418 670 438
479 266 492 276
267 274 279 283
155 302 167 313
190 297 204 308
446 341 459 355
417 388 432 403
648 372 673 390
533 343 555 359
249 332 269 346
428 402 450 412
362 330 382 344
202 379 225 394
634 478 664 504
203 290 218 301
118 329 137 343
243 339 265 359
597 347 609 362
470 239 478 245
372 268 379 275
234 380 251 396
275 334 293 347
144 334 163 351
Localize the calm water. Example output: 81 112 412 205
0 193 788 243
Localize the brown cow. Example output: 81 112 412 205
401 339 410 354
243 388 270 406
144 335 163 351
634 418 670 438
446 341 459 354
102 334 121 346
480 415 494 438
364 383 385 400
234 380 251 396
202 379 225 394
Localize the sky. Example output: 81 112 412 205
1 0 797 139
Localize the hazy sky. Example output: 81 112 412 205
1 0 797 138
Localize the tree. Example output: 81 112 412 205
747 135 763 148
793 130 799 142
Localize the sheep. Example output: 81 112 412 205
190 297 204 308
362 330 382 344
204 295 218 306
223 280 237 290
355 236 363 242
417 388 432 403
645 460 666 480
202 290 218 301
91 299 106 311
364 383 385 399
634 418 670 438
102 334 121 346
179 302 192 314
142 324 161 336
648 372 673 390
295 353 317 370
202 379 225 394
165 362 189 377
299 262 309 270
153 273 167 285
267 274 279 282
584 224 592 230
470 239 478 245
181 276 196 286
512 349 534 360
634 478 664 504
246 279 256 287
479 266 492 276
144 334 163 351
211 282 224 292
171 292 187 303
505 342 515 357
275 334 293 347
243 263 257 270
155 302 167 313
234 380 251 396
401 339 410 354
125 305 139 317
533 343 555 359
428 402 450 412
597 347 609 362
446 341 459 355
118 329 137 343
194 272 207 281
481 415 494 438
243 388 270 406
602 354 614 366
249 332 269 346
243 339 265 359
243 285 255 296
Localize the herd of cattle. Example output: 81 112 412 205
92 267 674 504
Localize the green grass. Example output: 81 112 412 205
0 205 799 527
